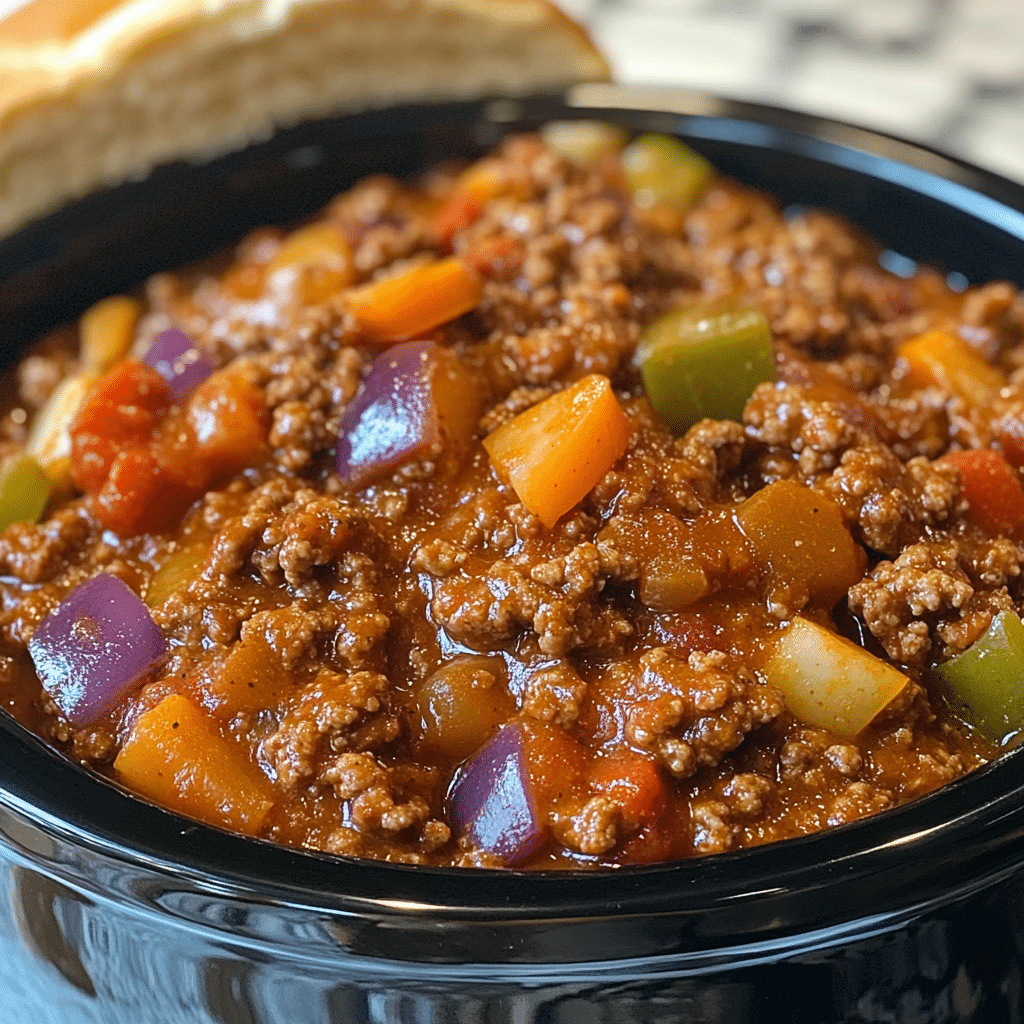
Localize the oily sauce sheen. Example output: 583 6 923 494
0 128 1011 869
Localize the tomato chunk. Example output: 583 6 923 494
187 371 269 480
70 361 268 535
941 449 1024 540
70 361 171 494
590 750 667 831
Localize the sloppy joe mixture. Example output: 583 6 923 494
1 123 1020 869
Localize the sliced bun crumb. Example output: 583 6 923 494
0 0 610 236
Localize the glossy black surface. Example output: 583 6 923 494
2 87 1024 1021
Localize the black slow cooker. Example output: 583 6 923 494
2 85 1024 1023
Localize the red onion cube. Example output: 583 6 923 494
143 327 215 401
28 574 167 727
337 340 478 487
449 724 545 867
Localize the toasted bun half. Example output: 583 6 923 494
0 0 609 237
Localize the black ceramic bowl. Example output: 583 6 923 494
2 85 1024 1024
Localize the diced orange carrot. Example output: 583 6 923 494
114 693 274 835
590 750 667 830
483 374 633 528
896 329 1005 407
734 479 865 606
346 257 483 344
941 449 1024 539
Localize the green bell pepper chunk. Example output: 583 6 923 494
935 609 1024 743
636 300 776 433
621 134 714 211
0 454 50 533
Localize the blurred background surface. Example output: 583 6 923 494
565 0 1024 182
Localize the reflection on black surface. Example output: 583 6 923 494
12 867 96 997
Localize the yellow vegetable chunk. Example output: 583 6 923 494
765 617 910 737
540 120 628 165
896 329 1005 407
0 454 51 533
483 374 633 529
146 540 208 608
79 294 141 373
735 480 864 607
114 693 274 835
266 222 354 305
26 372 97 470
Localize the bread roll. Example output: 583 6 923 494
0 0 609 237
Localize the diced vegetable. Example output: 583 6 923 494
79 294 141 373
114 693 274 835
765 616 910 737
895 329 1005 407
940 449 1024 540
448 723 546 867
483 373 632 528
621 133 714 211
602 509 709 611
735 480 864 607
346 257 483 344
416 655 513 759
935 609 1024 742
25 372 97 470
201 629 294 718
337 340 478 487
0 454 51 533
431 159 508 249
185 370 269 480
541 120 628 165
636 299 775 433
70 361 171 495
71 361 267 535
142 327 215 401
267 222 353 276
145 540 208 608
28 574 167 727
266 222 354 305
590 749 666 831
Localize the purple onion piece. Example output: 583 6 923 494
28 574 168 727
337 340 441 487
143 327 215 401
449 724 545 867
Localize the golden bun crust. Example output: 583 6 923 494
0 0 610 236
